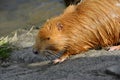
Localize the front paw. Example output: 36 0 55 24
52 53 69 64
53 58 67 64
106 46 120 51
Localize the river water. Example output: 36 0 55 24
0 0 65 37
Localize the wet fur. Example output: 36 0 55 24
34 0 120 61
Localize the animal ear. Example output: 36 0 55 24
56 22 63 31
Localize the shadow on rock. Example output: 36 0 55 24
3 48 120 80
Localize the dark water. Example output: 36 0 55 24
0 0 65 37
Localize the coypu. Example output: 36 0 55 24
33 0 120 63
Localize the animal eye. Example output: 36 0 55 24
41 37 50 41
46 37 50 40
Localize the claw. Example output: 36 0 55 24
52 52 69 64
108 45 120 51
53 58 66 64
53 55 69 64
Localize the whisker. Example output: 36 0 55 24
45 55 50 60
44 57 49 61
42 56 48 61
41 50 66 61
47 51 60 58
45 55 53 61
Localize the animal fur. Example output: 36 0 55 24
34 0 120 63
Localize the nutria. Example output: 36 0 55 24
33 0 120 63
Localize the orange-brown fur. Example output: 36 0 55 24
34 0 120 62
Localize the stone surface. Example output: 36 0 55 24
106 65 120 77
0 48 120 80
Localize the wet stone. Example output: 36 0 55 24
106 65 120 77
1 62 11 67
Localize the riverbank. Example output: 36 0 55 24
0 27 37 66
1 42 120 80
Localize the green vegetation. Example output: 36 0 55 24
0 37 13 60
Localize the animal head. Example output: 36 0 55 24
33 17 68 56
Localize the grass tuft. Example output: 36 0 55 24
0 37 13 60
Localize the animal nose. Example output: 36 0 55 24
32 49 39 54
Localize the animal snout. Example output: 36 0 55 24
32 48 39 54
